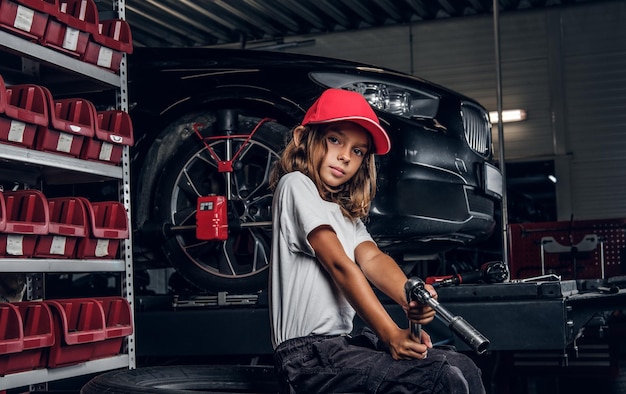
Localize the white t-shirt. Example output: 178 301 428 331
269 171 374 349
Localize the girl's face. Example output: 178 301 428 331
319 121 370 188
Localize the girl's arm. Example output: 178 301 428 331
355 240 414 306
355 240 437 324
308 225 430 360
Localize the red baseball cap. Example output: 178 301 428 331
302 88 391 155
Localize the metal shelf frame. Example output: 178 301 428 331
0 143 124 180
0 0 135 390
0 259 125 273
0 355 129 390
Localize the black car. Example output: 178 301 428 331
128 48 502 294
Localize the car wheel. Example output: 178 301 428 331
80 365 280 393
149 111 288 293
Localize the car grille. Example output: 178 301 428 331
460 102 491 156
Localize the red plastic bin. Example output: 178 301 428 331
45 298 106 368
0 83 49 148
14 0 58 14
57 0 98 34
75 198 128 259
0 0 55 41
2 189 49 234
0 190 6 232
34 196 89 258
36 88 96 157
81 109 133 164
0 301 55 375
91 296 132 359
81 18 133 73
42 0 98 57
0 302 24 375
4 84 49 126
0 189 50 258
0 74 6 114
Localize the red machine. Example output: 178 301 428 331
196 195 228 241
508 219 626 280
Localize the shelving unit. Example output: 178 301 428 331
0 0 134 390
0 29 121 88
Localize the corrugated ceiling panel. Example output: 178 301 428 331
284 26 413 74
96 0 619 47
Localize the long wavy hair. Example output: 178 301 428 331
270 123 378 220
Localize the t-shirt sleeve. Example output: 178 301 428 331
354 218 374 247
275 172 333 257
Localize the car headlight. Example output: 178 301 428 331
310 72 439 119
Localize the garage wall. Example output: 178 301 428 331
560 4 626 220
284 1 626 221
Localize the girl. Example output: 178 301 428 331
269 88 485 393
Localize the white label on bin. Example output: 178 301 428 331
50 236 67 255
6 234 24 256
99 142 114 161
63 27 80 51
14 5 34 32
113 21 121 40
56 133 74 153
97 47 113 68
8 120 26 143
95 239 110 257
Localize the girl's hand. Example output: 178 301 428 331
404 283 437 324
387 327 432 360
406 300 436 324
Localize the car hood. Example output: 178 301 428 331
127 47 477 104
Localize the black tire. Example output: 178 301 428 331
151 113 288 293
80 365 280 393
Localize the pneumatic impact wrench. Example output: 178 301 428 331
404 277 490 355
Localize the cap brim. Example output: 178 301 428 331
307 116 391 155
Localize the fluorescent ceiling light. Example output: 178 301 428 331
489 109 527 123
